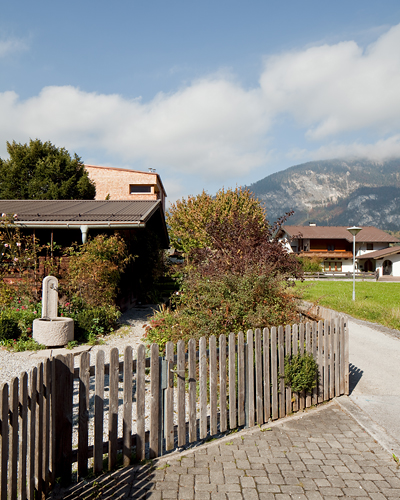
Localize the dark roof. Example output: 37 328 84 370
0 200 161 223
281 225 399 243
356 246 400 260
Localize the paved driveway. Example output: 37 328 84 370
50 401 400 500
348 318 400 457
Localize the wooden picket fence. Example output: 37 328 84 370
0 318 348 499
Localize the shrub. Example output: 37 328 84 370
73 305 120 342
296 256 322 272
65 234 132 307
284 352 319 393
0 314 20 341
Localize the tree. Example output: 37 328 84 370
167 187 267 254
144 188 303 348
0 139 95 199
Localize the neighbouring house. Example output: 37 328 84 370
0 199 169 308
277 223 400 274
355 246 400 278
85 164 167 211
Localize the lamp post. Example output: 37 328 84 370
347 226 362 301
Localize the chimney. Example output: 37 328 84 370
308 221 316 226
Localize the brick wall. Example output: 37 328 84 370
85 165 166 210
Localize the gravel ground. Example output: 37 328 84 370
0 304 157 386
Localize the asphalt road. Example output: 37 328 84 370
348 317 400 454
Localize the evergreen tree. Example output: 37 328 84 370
0 139 96 200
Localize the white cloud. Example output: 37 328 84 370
0 81 270 180
0 36 28 58
259 24 400 140
1 23 400 195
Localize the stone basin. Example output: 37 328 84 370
33 317 74 347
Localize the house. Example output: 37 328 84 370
85 164 167 211
0 199 169 307
355 246 400 278
277 223 399 273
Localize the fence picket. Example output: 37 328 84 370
344 318 349 395
177 340 186 447
165 341 175 451
94 350 105 474
123 346 133 466
18 372 28 500
278 326 285 418
312 322 318 405
199 337 207 439
334 318 340 397
43 359 51 495
219 335 227 433
317 321 323 403
292 324 299 412
28 367 37 500
255 329 263 425
271 327 278 420
36 363 43 498
136 345 146 461
323 320 329 401
78 352 90 478
54 354 73 486
209 336 217 436
339 317 345 395
7 378 17 500
188 339 197 442
247 330 255 427
306 323 312 408
329 319 335 399
237 332 245 426
229 333 237 429
0 383 8 500
285 325 292 416
263 328 270 422
150 344 160 458
108 348 119 469
299 324 305 410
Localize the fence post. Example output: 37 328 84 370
53 354 73 486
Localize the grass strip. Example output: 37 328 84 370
296 281 400 331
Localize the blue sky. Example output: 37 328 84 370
1 1 400 203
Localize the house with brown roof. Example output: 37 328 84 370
277 223 400 274
0 199 169 308
85 165 167 211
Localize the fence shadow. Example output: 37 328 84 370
349 363 363 394
49 463 155 500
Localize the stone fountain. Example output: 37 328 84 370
33 276 74 347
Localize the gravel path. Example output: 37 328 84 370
0 304 158 386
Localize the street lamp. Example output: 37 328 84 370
347 226 362 301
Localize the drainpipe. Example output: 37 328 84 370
80 225 89 244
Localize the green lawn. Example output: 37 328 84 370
296 280 400 331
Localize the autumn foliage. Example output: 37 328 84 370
144 188 302 347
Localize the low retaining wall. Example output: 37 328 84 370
299 301 347 323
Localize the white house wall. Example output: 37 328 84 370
375 255 400 277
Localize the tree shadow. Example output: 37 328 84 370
349 363 363 394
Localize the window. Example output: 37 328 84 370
367 243 373 251
324 261 342 272
130 184 152 194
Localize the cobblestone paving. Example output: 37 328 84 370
51 401 400 500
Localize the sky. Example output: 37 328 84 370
1 1 400 204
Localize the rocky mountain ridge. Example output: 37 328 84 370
247 159 400 230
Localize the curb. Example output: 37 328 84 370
335 395 400 459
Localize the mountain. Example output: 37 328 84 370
247 159 400 230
